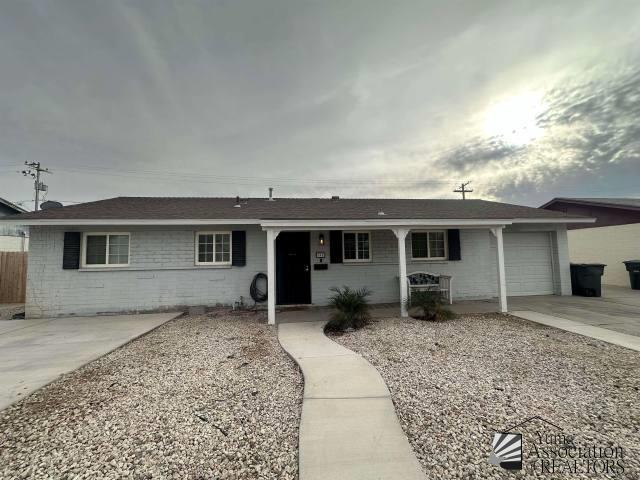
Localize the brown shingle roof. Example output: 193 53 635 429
541 197 640 211
3 196 582 222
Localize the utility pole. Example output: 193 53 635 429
454 181 473 200
22 162 51 211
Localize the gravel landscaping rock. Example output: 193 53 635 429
331 314 640 479
0 312 302 479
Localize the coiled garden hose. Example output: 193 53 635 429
250 272 268 303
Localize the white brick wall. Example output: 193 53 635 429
26 224 573 317
310 229 499 305
26 225 267 318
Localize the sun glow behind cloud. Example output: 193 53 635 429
483 91 546 146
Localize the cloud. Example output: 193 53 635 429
0 1 639 208
415 59 640 204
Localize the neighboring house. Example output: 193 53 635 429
0 197 28 252
1 196 593 321
541 198 640 287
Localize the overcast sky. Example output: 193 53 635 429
0 0 639 210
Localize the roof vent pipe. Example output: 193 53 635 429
268 187 275 201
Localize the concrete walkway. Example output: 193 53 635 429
0 312 180 411
278 321 425 480
511 311 640 352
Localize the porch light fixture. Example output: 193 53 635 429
318 233 325 246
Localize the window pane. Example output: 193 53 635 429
86 235 107 265
343 233 356 260
108 235 129 264
357 233 370 260
411 233 428 258
429 232 445 258
215 233 231 263
198 234 214 263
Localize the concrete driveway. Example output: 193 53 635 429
509 286 640 336
0 312 180 411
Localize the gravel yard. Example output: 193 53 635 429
331 314 640 479
0 312 302 479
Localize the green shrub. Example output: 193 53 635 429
324 286 372 332
406 290 456 321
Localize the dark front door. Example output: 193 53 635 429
276 232 311 305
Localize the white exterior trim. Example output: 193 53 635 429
266 229 279 325
0 216 594 227
262 219 513 229
0 219 263 226
342 231 372 263
410 230 448 261
511 218 595 224
491 227 508 312
81 232 130 268
194 231 232 266
392 228 410 317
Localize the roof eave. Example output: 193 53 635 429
541 197 640 212
0 216 594 227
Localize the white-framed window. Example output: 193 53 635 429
411 230 447 260
195 231 232 265
81 232 130 267
343 231 371 262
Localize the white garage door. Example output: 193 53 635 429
504 232 554 296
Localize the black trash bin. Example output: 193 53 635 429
570 263 606 297
623 260 640 290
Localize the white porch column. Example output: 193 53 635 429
266 229 280 325
392 228 410 317
491 227 508 313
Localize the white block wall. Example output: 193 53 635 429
26 224 573 318
309 229 499 305
26 225 267 318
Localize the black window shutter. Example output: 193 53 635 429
447 229 461 261
63 232 81 269
232 231 246 266
329 230 343 263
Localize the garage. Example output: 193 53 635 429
504 232 555 296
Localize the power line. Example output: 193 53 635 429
3 161 470 196
50 164 459 187
2 161 464 187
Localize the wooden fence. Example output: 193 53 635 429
0 252 27 303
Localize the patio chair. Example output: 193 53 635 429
406 271 453 305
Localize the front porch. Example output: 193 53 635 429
278 285 640 342
263 219 573 325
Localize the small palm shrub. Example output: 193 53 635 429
406 290 456 321
324 286 372 332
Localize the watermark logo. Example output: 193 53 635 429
489 432 522 470
488 416 627 476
